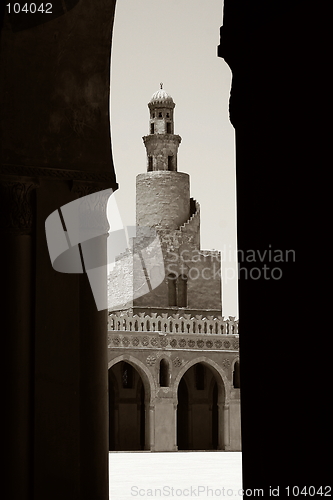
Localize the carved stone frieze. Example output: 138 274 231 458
0 164 117 185
0 179 39 234
107 331 239 351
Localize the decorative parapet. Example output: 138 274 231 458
108 312 239 335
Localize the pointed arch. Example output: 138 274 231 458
108 354 156 400
173 356 230 402
108 354 156 451
174 356 230 450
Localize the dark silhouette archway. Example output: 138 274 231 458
177 377 189 450
108 361 146 451
177 362 220 450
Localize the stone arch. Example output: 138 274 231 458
173 356 230 402
108 354 156 401
108 354 156 450
174 356 231 450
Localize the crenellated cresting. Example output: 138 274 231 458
108 312 239 335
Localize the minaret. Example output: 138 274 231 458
109 86 222 317
136 85 191 230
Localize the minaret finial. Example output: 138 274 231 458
160 82 163 89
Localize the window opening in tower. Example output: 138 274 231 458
168 273 177 306
177 274 188 307
159 359 169 387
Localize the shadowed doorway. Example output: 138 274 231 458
177 377 189 450
108 361 146 451
177 363 220 450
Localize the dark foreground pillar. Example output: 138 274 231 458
1 2 117 499
77 189 110 500
2 179 38 500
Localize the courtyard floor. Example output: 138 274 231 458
109 451 243 499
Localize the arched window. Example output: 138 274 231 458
168 273 177 306
150 123 154 134
233 360 240 388
159 359 169 387
122 362 133 389
177 274 187 307
166 122 171 134
148 156 153 171
168 156 173 171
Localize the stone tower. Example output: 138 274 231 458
107 87 240 452
137 86 188 230
109 85 222 317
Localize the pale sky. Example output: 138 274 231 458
107 0 238 318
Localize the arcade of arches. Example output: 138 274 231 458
108 355 241 452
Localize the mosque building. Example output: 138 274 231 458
107 86 241 452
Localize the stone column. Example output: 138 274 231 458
173 401 178 451
154 393 177 451
223 403 230 450
149 404 155 451
1 178 39 500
